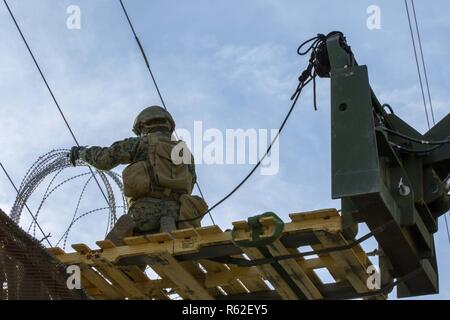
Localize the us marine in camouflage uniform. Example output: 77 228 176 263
69 106 201 245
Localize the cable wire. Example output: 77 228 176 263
405 0 450 245
180 31 337 223
0 161 52 247
411 0 436 124
179 78 310 223
211 220 394 267
118 0 167 111
404 0 430 129
389 142 442 155
118 0 215 224
379 127 450 145
3 0 113 216
411 1 450 245
179 31 338 223
444 210 450 246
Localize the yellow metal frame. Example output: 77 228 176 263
48 209 385 300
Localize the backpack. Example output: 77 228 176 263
122 134 194 200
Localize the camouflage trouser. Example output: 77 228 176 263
128 197 180 234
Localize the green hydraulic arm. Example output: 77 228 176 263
319 32 450 298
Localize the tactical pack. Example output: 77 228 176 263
178 194 208 228
122 134 194 200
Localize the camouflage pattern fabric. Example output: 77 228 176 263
128 197 180 234
78 130 196 234
78 131 196 185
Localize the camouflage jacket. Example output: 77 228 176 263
78 131 197 190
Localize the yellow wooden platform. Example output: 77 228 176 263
48 208 385 300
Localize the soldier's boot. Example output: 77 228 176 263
160 215 176 233
105 214 135 246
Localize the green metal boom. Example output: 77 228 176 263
325 33 449 298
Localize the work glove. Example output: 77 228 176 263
68 146 85 166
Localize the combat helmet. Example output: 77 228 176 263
132 105 175 135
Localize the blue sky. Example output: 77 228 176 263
0 0 449 299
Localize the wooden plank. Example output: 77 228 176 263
118 265 170 299
203 260 268 293
232 220 249 230
314 231 368 293
80 275 95 290
353 245 373 267
204 265 260 288
143 233 174 243
96 240 116 249
134 279 172 299
260 216 279 227
93 260 148 299
227 256 269 292
47 247 66 256
286 247 324 288
119 265 148 282
123 235 151 245
172 228 199 239
71 243 91 254
179 261 222 298
289 208 338 222
173 236 200 255
134 278 173 290
284 216 341 234
54 228 238 265
118 264 172 299
84 287 108 300
79 264 122 299
200 260 247 295
297 256 331 270
242 247 298 300
266 240 323 299
147 252 213 300
196 225 223 236
310 241 346 283
217 290 282 300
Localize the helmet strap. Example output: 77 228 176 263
141 124 171 135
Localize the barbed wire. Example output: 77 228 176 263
9 150 127 246
28 172 92 236
57 206 125 249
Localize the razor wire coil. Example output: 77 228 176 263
9 149 127 247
